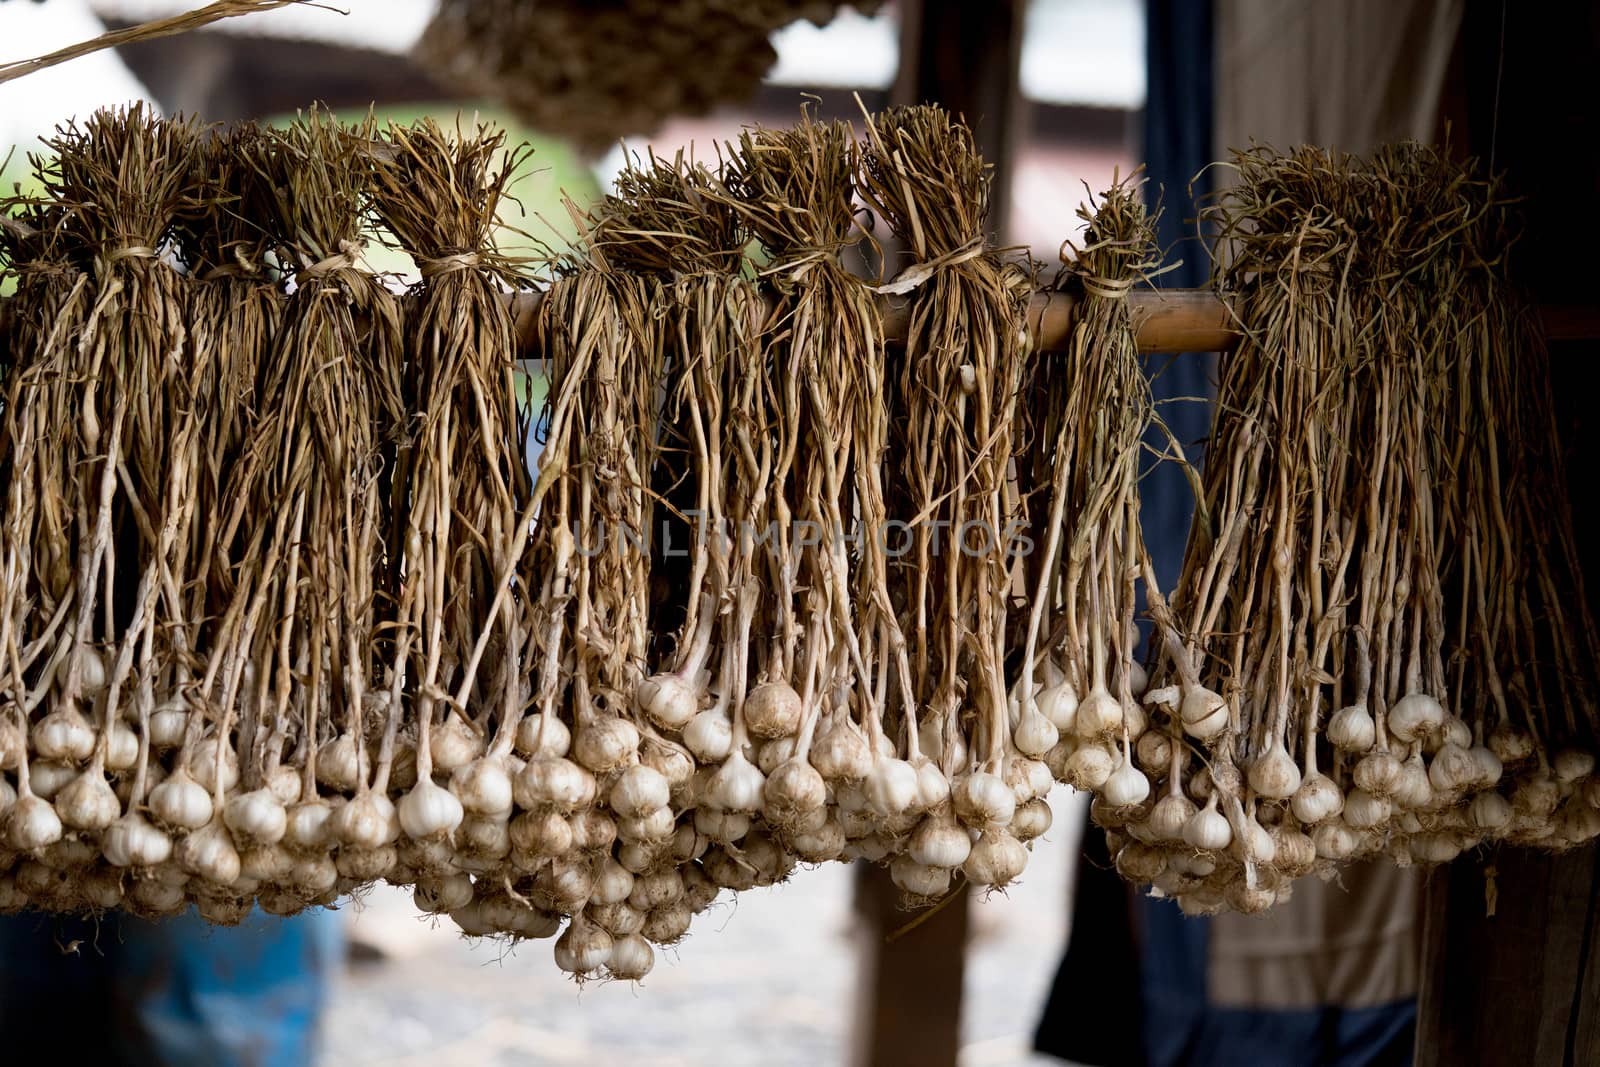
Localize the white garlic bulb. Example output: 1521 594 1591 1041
953 771 1015 830
515 713 572 759
864 757 919 818
683 709 734 762
744 681 803 739
1036 681 1079 733
891 855 953 899
1179 686 1229 741
635 672 699 730
55 766 120 830
962 829 1028 886
572 717 640 774
149 768 214 830
224 788 289 846
1182 795 1232 851
909 812 972 869
611 764 672 819
1327 704 1376 752
1387 693 1446 745
397 777 464 840
1247 739 1301 799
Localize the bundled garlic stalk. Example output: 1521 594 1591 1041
1126 144 1600 916
367 119 539 913
856 105 1044 897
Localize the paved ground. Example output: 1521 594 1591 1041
323 793 1086 1067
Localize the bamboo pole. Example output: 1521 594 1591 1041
6 288 1595 358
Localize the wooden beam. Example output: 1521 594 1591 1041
505 287 1241 358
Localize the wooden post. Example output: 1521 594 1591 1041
1416 847 1600 1066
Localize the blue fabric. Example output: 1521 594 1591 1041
0 906 341 1067
1136 895 1416 1067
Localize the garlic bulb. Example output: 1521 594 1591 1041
744 681 803 739
451 757 514 817
429 715 483 773
148 700 190 750
1114 842 1166 883
705 750 766 812
223 788 289 846
864 758 918 818
414 873 475 914
1327 704 1376 752
398 778 464 840
1387 693 1446 745
891 855 953 899
1487 723 1536 764
635 672 699 730
1179 687 1229 741
515 713 572 759
1427 743 1479 795
316 735 363 792
31 708 97 765
953 771 1015 829
1232 811 1275 865
514 757 598 813
27 760 75 799
572 717 640 774
553 917 613 975
149 768 214 830
607 933 655 981
1554 748 1596 784
610 764 672 819
809 719 872 781
962 829 1028 886
1062 744 1115 791
1036 681 1079 733
1352 751 1403 798
1469 791 1512 831
1247 739 1301 799
912 757 950 810
1102 754 1150 808
4 793 63 851
285 799 334 851
56 766 120 831
333 792 400 849
1074 686 1122 740
1134 730 1173 774
642 900 694 944
1312 820 1358 860
1012 701 1060 757
763 758 827 824
188 737 241 795
1289 773 1344 824
909 813 972 869
177 818 242 885
1470 745 1504 787
1148 792 1197 841
1011 797 1053 841
1182 794 1232 851
693 806 751 844
1393 753 1434 810
683 710 734 762
1342 788 1390 829
756 736 798 776
511 809 576 860
617 807 676 843
104 722 140 773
